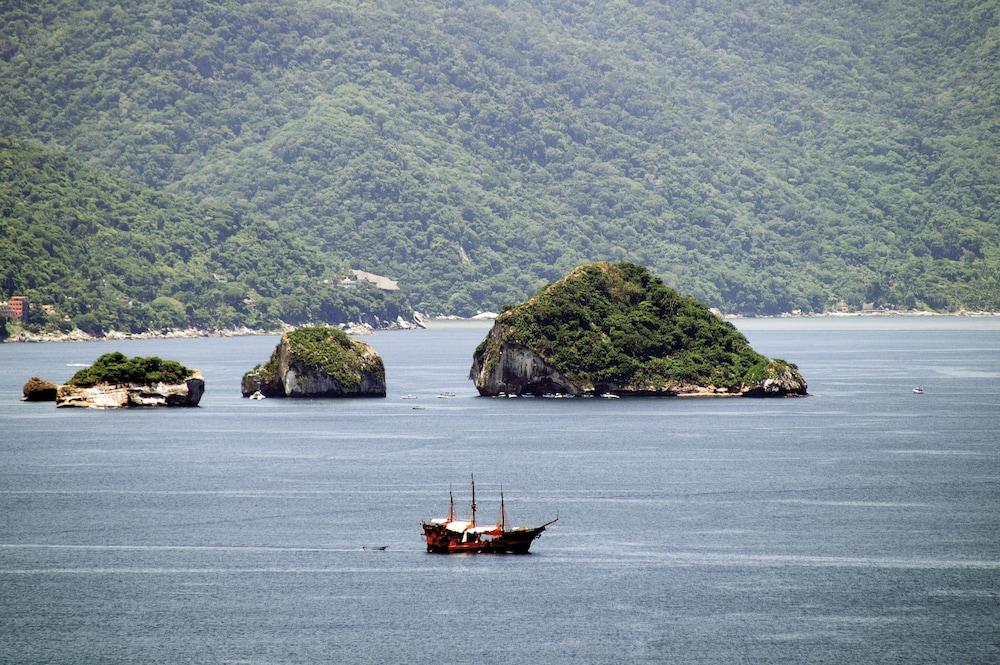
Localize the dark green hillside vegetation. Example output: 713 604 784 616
2 1 998 314
0 138 409 333
483 262 797 389
68 352 193 387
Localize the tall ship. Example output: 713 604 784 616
422 476 557 554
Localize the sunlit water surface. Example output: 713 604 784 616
1 318 998 663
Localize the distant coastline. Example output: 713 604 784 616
2 318 421 344
725 309 1000 320
5 310 998 343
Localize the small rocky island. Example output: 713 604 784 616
53 352 204 408
22 376 58 401
241 327 386 398
470 261 807 398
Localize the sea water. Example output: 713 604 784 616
1 319 998 664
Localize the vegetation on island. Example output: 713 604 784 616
284 327 382 390
68 352 194 387
2 1 998 319
245 327 384 393
480 262 799 389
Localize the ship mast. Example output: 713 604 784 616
447 484 455 523
499 485 507 531
470 473 477 526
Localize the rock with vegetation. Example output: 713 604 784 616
22 376 58 401
241 327 385 398
55 352 204 408
470 262 807 398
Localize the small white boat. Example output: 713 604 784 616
400 394 417 400
249 391 265 400
912 386 924 394
600 393 620 399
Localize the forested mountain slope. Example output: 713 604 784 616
2 0 997 314
0 138 408 333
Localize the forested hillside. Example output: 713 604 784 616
0 138 408 333
2 0 998 315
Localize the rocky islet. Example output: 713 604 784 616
470 262 807 398
241 327 386 398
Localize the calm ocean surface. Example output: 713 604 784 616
1 318 998 664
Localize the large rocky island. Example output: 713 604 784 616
471 262 807 398
241 327 386 398
54 352 204 408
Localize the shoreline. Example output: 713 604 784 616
727 310 1000 320
4 310 998 344
2 319 421 344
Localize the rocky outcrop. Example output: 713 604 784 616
55 371 205 408
740 364 808 397
22 376 58 401
470 335 583 396
470 261 808 398
242 327 385 398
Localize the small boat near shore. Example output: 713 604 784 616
421 476 557 554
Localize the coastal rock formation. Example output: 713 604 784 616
53 352 205 409
22 376 58 401
470 261 807 398
242 327 385 398
56 372 205 408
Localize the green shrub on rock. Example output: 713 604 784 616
69 352 194 387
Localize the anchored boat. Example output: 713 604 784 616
421 476 557 554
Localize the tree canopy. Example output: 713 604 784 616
0 137 409 332
485 261 796 389
2 0 997 319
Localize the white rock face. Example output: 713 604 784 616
241 331 386 398
56 371 205 409
471 341 583 396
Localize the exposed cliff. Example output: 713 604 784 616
56 372 205 408
470 262 807 398
242 327 386 398
51 352 204 408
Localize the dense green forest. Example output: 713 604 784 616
0 138 409 333
483 261 800 389
1 0 998 319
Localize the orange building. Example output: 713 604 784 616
1 296 29 321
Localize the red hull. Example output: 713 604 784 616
422 523 548 554
422 477 556 554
